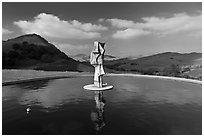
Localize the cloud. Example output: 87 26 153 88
2 28 13 34
98 18 105 22
70 19 107 31
107 12 201 39
113 28 150 39
141 13 201 36
107 18 135 28
14 13 107 39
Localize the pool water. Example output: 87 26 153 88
2 76 202 135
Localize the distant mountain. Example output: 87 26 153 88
72 54 118 62
104 55 118 60
126 55 144 60
2 34 94 72
71 54 90 62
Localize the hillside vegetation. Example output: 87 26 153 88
104 52 202 80
2 34 94 72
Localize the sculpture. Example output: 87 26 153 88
83 41 113 91
90 41 105 88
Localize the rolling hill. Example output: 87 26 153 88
2 34 94 72
104 52 202 78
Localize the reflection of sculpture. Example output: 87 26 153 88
90 91 106 133
90 41 105 88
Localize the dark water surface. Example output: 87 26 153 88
2 76 202 135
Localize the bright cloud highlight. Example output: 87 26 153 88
14 13 107 39
107 12 201 39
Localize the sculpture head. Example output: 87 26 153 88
93 41 98 51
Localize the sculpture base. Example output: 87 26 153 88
83 84 113 91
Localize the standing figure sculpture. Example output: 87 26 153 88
90 41 105 88
83 41 112 91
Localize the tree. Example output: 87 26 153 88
2 52 8 68
8 50 20 59
41 54 53 63
12 43 20 50
145 67 159 75
22 41 28 46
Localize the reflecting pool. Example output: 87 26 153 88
2 76 202 135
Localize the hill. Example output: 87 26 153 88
104 52 202 79
2 34 94 72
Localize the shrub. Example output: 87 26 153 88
163 64 181 76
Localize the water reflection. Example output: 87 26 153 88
91 91 106 133
110 76 201 105
2 76 202 134
13 78 88 109
16 80 50 90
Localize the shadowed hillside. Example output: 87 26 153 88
2 34 94 72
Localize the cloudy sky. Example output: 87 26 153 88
2 2 202 57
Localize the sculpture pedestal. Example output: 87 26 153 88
83 84 113 91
